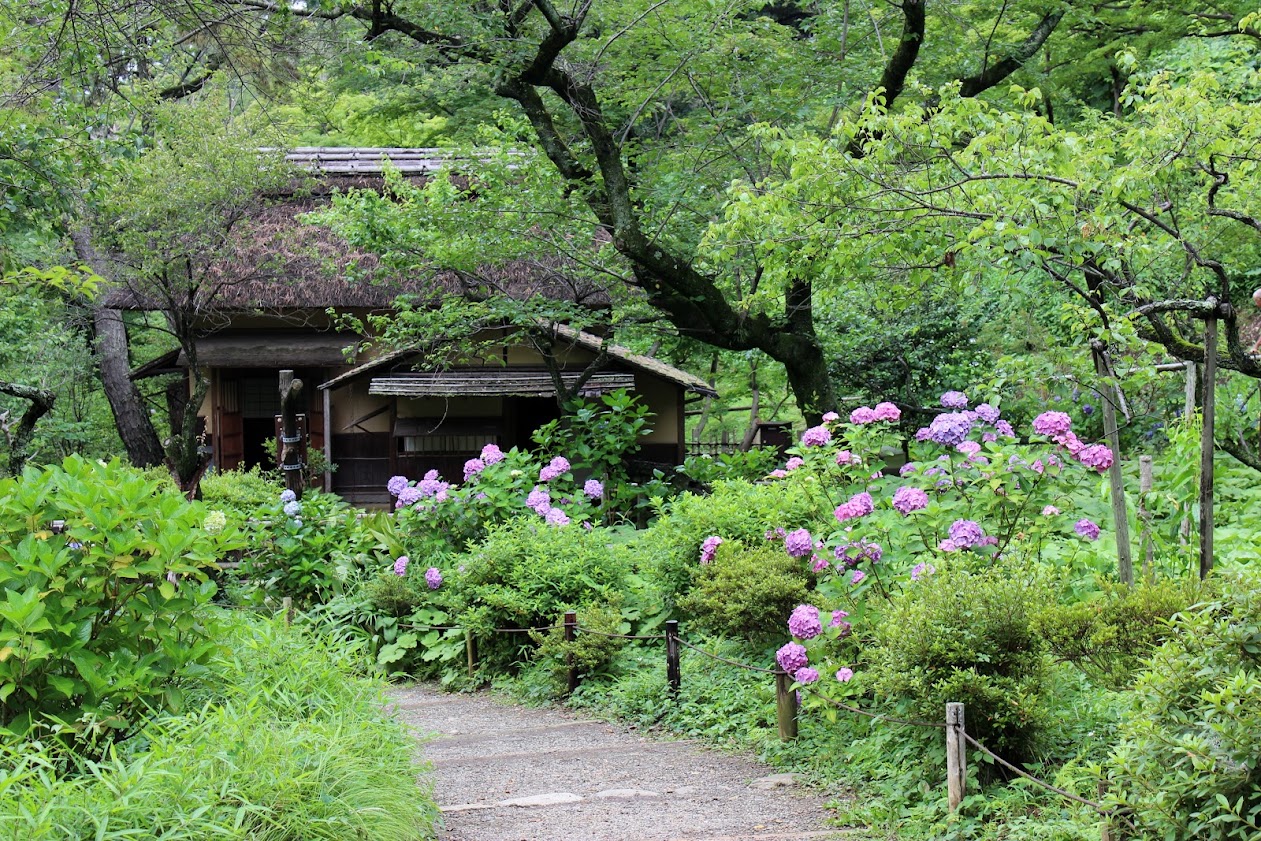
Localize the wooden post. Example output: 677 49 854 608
466 634 478 680
1200 313 1217 580
564 611 578 695
279 370 305 500
322 387 333 492
1099 779 1112 841
1139 455 1154 583
1181 361 1198 546
665 619 681 695
1093 345 1133 586
281 596 293 626
774 669 798 741
946 702 966 812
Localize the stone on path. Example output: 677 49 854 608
390 684 856 841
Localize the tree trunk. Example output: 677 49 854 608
92 307 164 468
0 381 55 474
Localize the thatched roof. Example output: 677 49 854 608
103 147 611 312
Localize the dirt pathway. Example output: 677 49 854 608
390 684 854 841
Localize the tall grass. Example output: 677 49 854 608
0 614 438 840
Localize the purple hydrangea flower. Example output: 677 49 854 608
811 554 830 572
829 609 849 628
851 569 866 585
776 642 809 673
480 443 505 465
822 411 840 422
941 391 969 409
834 492 874 522
463 458 486 482
836 667 854 682
386 476 409 497
891 486 928 515
957 440 982 457
788 604 823 639
926 412 974 447
283 501 302 518
939 539 960 552
899 462 919 477
545 507 571 527
1075 518 1101 541
835 450 860 466
801 425 832 446
794 667 820 685
849 406 878 424
397 486 423 507
1076 444 1114 472
911 562 936 581
539 456 571 482
873 401 901 421
280 489 297 504
700 535 723 564
948 519 986 548
526 486 551 514
975 403 1001 424
784 456 805 471
1033 411 1072 436
394 556 409 576
784 528 814 558
425 567 442 589
583 479 605 500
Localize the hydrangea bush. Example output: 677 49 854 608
727 392 1115 706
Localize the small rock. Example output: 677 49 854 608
498 792 584 807
749 773 798 790
593 789 661 800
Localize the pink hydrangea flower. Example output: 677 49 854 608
784 456 805 471
1033 411 1072 436
794 667 820 684
911 562 936 581
801 425 832 446
1076 444 1114 472
941 391 969 409
938 539 960 552
849 406 878 424
545 507 571 527
834 492 874 522
788 604 822 639
776 642 808 673
957 441 982 457
480 443 505 465
424 567 442 589
393 555 409 576
948 519 986 548
836 667 854 682
1042 505 1060 516
811 554 830 572
995 420 1016 438
784 528 814 558
699 535 723 564
873 401 901 421
829 609 849 628
975 403 1000 424
463 458 486 481
539 456 571 482
767 469 788 479
584 478 605 499
822 411 840 423
926 412 973 446
526 486 551 514
892 486 928 515
836 450 860 467
850 569 866 585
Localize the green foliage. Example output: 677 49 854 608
526 599 628 698
677 541 815 641
533 390 653 489
0 456 240 746
237 491 383 605
446 518 632 672
678 448 781 486
869 563 1053 764
200 467 283 515
1032 577 1205 689
0 615 437 839
641 479 822 608
1103 570 1261 841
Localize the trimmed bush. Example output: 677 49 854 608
677 540 816 641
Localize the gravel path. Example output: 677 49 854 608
390 684 855 841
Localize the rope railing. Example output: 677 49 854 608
962 732 1106 812
675 638 778 674
819 696 947 729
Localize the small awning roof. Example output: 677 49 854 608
369 370 636 398
176 333 360 369
319 324 718 397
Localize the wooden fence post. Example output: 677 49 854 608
564 611 578 695
1138 455 1154 582
466 633 478 681
774 670 798 741
281 596 293 626
1199 311 1217 580
1099 779 1112 841
1093 345 1133 585
946 702 966 811
278 370 305 501
665 619 681 695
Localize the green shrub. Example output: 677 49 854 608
236 491 385 605
200 466 282 514
0 456 239 746
641 479 822 608
678 448 782 486
869 562 1052 764
526 598 628 697
0 615 438 840
446 517 632 673
1103 570 1261 841
677 540 815 640
1032 577 1204 689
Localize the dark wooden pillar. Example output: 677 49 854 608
280 370 305 500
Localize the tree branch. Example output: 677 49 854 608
957 9 1066 97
